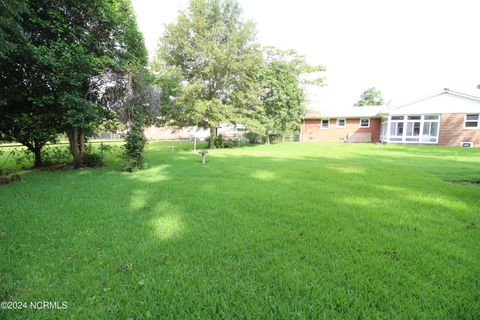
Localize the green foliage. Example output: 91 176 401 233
153 0 263 146
7 145 71 167
354 87 384 106
81 153 104 168
254 47 325 141
123 120 147 172
89 68 160 171
0 0 147 166
0 0 27 59
214 134 225 148
43 146 71 165
98 142 114 158
262 46 326 86
245 131 261 144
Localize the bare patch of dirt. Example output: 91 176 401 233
0 173 21 185
385 250 398 259
466 223 477 230
448 179 480 186
113 263 132 272
37 163 78 171
36 162 105 171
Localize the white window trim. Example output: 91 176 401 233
336 118 346 128
321 118 330 129
384 114 441 144
464 113 480 129
359 117 370 128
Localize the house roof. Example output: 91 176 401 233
381 88 480 115
303 105 385 119
303 89 480 119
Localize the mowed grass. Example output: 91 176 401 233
0 142 479 319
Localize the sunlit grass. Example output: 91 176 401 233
0 141 479 319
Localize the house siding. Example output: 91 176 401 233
301 118 381 142
438 113 480 146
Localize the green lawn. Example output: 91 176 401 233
1 142 479 319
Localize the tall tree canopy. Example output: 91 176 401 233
258 47 325 144
354 87 384 106
0 0 27 59
0 0 147 166
153 0 262 148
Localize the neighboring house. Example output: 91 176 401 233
144 126 191 140
301 106 383 143
144 123 246 141
301 89 480 147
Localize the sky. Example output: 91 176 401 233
131 0 480 109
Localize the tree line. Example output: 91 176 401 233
0 0 325 170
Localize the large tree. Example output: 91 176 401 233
0 0 27 59
354 87 384 106
153 0 262 148
258 47 325 144
89 69 161 171
0 0 147 166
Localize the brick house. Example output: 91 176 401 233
301 89 480 147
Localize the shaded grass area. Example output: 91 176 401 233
0 142 479 319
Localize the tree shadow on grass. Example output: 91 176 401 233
1 144 479 319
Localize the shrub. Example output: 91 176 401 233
81 153 104 167
214 134 224 148
42 145 71 165
123 121 147 172
245 132 260 144
12 148 32 166
98 142 113 158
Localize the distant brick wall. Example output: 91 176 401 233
301 118 381 142
439 113 480 146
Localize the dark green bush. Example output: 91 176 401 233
123 121 147 172
214 134 224 148
43 146 71 165
82 153 104 167
245 132 261 144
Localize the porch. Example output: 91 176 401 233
380 114 440 144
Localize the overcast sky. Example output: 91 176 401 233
131 0 480 108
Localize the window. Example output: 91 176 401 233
380 118 388 140
387 114 440 144
359 118 370 128
422 121 438 142
389 122 404 136
321 119 330 129
336 118 346 127
406 122 421 136
465 114 479 128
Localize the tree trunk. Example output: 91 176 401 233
33 147 42 168
265 129 270 144
31 144 43 168
79 130 86 159
208 127 217 149
68 128 83 167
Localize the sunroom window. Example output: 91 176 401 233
387 114 440 144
